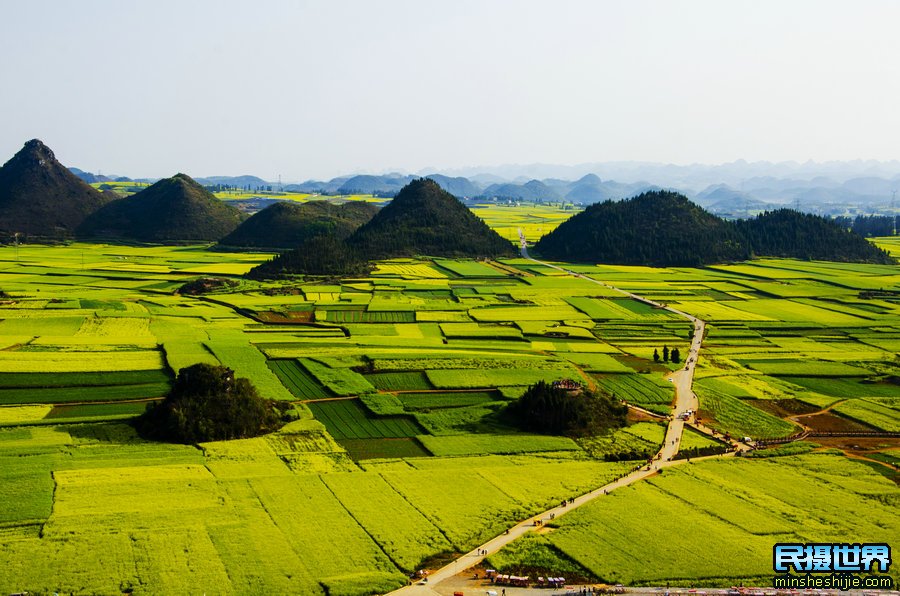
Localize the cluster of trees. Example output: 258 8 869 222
504 380 628 437
534 191 894 267
653 346 681 364
832 214 898 238
136 363 288 443
248 236 371 278
177 277 238 295
735 209 893 264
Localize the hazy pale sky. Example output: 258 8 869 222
2 0 899 180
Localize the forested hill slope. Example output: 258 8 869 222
534 190 750 266
78 173 245 242
219 201 377 249
0 139 111 239
735 209 894 264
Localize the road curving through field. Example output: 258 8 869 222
387 233 735 595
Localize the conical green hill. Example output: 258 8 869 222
79 173 245 242
535 190 750 266
0 139 111 239
347 178 514 258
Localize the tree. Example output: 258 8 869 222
504 380 628 437
653 348 660 363
137 363 286 443
671 348 681 364
663 345 670 362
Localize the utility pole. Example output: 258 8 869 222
892 190 897 236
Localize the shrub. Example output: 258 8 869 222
137 363 286 443
504 381 628 437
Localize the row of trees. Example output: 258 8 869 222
653 346 681 364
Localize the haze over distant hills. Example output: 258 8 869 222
0 140 890 267
71 158 900 219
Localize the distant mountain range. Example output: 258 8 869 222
68 158 900 219
1 140 891 267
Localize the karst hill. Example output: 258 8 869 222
249 178 515 277
78 173 245 243
535 190 893 266
347 178 514 259
0 139 112 239
535 190 751 266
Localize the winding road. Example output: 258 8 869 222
390 232 728 595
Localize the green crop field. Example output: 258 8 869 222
365 370 434 391
0 242 897 594
696 385 800 439
781 375 900 398
307 399 424 440
832 398 900 432
268 359 333 399
491 453 900 586
593 373 673 413
397 390 500 409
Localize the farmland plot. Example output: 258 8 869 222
268 359 332 399
321 472 453 571
532 454 900 585
307 399 424 441
696 386 799 439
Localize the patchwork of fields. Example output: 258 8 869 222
0 241 897 593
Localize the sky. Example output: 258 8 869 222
2 0 900 181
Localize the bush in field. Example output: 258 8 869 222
138 363 287 443
505 381 627 438
178 277 238 295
